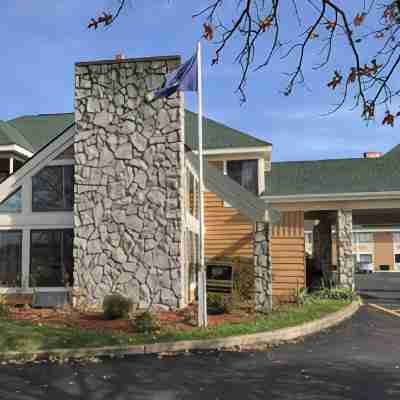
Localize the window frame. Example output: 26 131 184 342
0 229 23 288
29 228 74 288
32 164 74 212
225 159 259 195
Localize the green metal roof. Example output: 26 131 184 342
8 113 74 152
184 110 271 150
4 111 269 154
264 148 400 196
0 121 36 152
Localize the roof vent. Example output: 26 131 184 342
363 151 383 159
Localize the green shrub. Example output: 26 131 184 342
103 293 133 320
133 311 160 334
207 293 232 314
311 287 357 301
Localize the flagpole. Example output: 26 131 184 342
197 41 207 328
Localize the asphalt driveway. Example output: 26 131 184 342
356 272 400 306
0 305 399 400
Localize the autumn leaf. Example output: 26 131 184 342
203 23 214 41
375 31 385 39
327 70 342 90
309 30 319 39
259 16 273 32
88 18 98 29
354 13 366 26
382 111 395 127
362 103 375 120
88 12 113 30
324 20 336 30
347 67 357 84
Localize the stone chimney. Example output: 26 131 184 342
73 56 185 310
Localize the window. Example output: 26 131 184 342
226 159 258 194
395 254 400 264
0 189 22 213
393 233 400 243
357 232 373 243
359 254 373 264
32 165 74 211
30 229 73 287
0 231 22 287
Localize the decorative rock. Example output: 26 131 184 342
115 143 133 159
74 56 184 311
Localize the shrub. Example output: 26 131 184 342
311 287 358 301
133 311 160 334
207 293 232 314
103 293 133 320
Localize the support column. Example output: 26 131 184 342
254 221 272 312
313 214 333 287
336 209 355 290
9 157 14 175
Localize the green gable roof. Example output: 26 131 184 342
0 121 35 152
5 111 269 154
264 149 400 196
8 113 74 152
184 110 270 150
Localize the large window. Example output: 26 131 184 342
0 189 22 213
30 229 73 287
0 231 22 287
226 159 258 194
32 165 74 211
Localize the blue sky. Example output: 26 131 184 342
1 0 398 161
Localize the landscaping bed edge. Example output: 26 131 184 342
0 300 360 361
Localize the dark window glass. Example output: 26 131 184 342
32 166 74 211
0 189 22 213
227 159 258 194
395 254 400 263
0 231 22 287
30 229 73 287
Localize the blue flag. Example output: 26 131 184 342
150 52 198 101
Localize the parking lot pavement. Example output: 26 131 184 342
0 306 399 400
356 272 400 307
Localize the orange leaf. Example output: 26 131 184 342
203 23 214 41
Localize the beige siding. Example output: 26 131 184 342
204 192 253 258
374 232 394 270
271 211 305 298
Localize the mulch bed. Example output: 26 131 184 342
8 304 256 335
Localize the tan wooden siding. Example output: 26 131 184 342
374 232 394 270
55 145 74 159
271 211 305 298
204 191 253 258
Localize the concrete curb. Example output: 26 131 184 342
0 301 360 361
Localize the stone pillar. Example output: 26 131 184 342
73 56 185 310
254 222 272 312
336 209 354 290
313 215 333 287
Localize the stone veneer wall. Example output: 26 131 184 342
254 222 272 311
336 209 355 289
73 56 185 310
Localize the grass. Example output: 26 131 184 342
0 299 351 354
